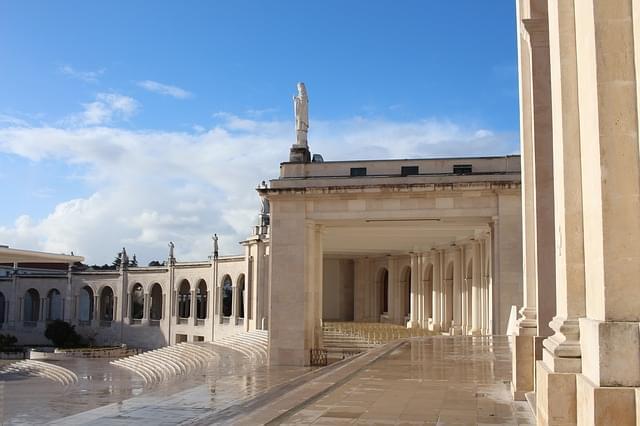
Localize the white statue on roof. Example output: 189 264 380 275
294 82 309 147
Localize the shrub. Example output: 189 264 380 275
0 334 17 350
44 320 86 348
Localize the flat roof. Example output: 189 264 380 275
280 154 520 166
0 246 84 264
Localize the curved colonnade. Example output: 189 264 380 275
0 360 78 386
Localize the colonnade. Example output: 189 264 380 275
515 0 640 424
353 236 493 335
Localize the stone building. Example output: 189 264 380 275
0 154 523 355
263 151 522 365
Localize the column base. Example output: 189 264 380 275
536 359 577 425
576 373 636 426
512 334 536 401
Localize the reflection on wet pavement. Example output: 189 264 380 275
281 336 535 425
1 345 313 425
1 337 535 425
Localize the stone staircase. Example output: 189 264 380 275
211 330 268 364
111 342 217 385
0 360 78 385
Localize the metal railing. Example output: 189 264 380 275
130 319 142 325
310 348 328 366
177 317 189 325
195 319 205 326
149 319 161 327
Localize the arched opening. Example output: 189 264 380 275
196 280 207 320
131 283 144 320
444 262 454 330
178 280 191 319
423 263 433 321
237 274 245 318
150 283 163 321
400 266 411 319
47 288 62 321
99 286 114 322
0 291 5 324
79 286 94 323
24 288 40 323
378 268 389 315
222 275 233 317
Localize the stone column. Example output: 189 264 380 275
387 257 399 324
513 0 555 400
312 225 324 347
417 254 424 327
409 253 418 327
191 289 197 325
470 241 482 335
64 264 73 323
452 248 462 334
431 250 441 332
141 293 150 325
353 258 365 322
93 295 99 322
460 247 468 333
482 237 491 335
268 196 323 365
536 0 585 424
572 0 640 423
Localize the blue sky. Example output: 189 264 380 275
0 1 519 264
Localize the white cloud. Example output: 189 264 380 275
67 93 140 126
59 65 104 83
137 80 192 99
0 114 28 127
0 114 517 264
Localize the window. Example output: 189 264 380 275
453 164 472 175
350 167 367 177
401 166 419 176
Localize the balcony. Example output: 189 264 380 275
177 317 189 325
78 320 91 327
23 321 37 328
130 319 142 325
99 320 112 328
149 319 161 327
195 319 205 326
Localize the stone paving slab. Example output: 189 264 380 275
236 336 535 425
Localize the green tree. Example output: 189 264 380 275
44 320 85 348
112 252 122 269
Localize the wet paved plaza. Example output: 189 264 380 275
242 336 535 425
1 336 534 425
